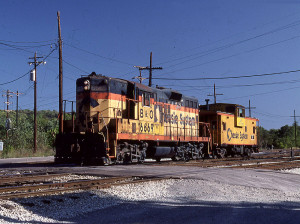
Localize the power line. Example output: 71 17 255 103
153 68 300 81
163 77 300 89
0 42 34 53
155 12 300 65
0 39 57 44
222 85 300 101
165 35 300 72
0 41 55 48
157 19 300 67
64 42 134 66
160 35 300 75
0 71 30 86
0 47 57 86
254 111 290 118
62 59 90 74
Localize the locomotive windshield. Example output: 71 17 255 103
77 77 108 93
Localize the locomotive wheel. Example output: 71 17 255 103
219 148 226 158
244 148 251 158
138 151 146 164
123 153 133 164
184 155 190 162
155 157 161 162
172 146 185 161
190 147 199 160
195 147 204 160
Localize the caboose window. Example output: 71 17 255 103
186 100 189 107
222 122 226 131
238 108 245 117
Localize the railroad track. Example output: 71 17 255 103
150 150 300 170
0 173 166 200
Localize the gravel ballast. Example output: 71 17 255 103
1 173 300 224
282 168 300 175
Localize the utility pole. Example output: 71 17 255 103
15 90 23 128
149 52 153 87
3 90 13 118
57 11 64 134
2 90 13 138
290 110 300 149
29 52 45 153
134 52 162 87
208 83 223 104
133 66 147 84
63 100 67 120
70 100 75 133
245 99 256 117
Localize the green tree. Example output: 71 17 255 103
0 110 58 158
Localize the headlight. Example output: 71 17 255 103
84 80 90 90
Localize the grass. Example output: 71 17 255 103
0 147 55 159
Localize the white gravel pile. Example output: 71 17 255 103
281 168 300 175
1 178 300 223
0 179 174 223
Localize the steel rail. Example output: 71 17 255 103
0 173 72 186
0 176 166 200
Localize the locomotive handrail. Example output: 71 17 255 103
97 110 109 146
126 98 138 102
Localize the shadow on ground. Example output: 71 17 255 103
0 191 299 224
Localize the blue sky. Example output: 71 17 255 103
1 0 300 129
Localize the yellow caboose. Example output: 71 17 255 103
199 103 259 158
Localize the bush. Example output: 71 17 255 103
0 110 58 158
259 123 300 149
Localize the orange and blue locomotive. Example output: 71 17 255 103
55 72 211 165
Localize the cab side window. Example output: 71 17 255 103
238 108 245 117
239 108 243 117
142 92 150 106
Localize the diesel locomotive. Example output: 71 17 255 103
55 72 211 165
55 72 258 165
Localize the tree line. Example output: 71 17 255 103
259 124 299 149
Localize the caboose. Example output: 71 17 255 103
199 103 259 158
55 72 211 165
